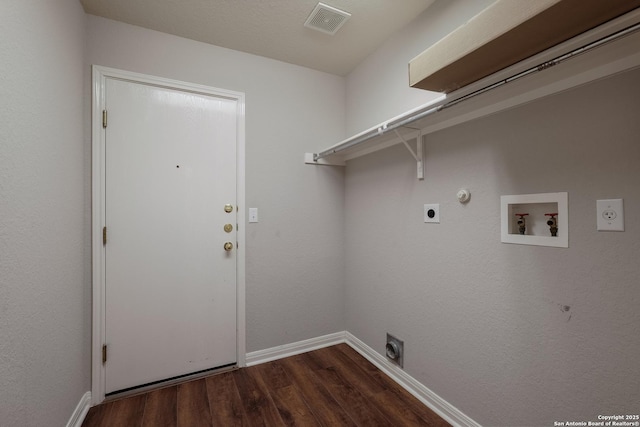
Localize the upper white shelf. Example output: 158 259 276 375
306 8 640 167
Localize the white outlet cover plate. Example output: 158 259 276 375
597 199 624 231
424 204 440 223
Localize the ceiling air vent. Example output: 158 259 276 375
304 2 351 35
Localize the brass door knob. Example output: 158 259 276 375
224 204 234 213
223 242 234 251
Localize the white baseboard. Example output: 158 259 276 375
245 331 346 366
66 391 91 427
246 331 480 427
344 332 481 427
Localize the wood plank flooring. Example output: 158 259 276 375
83 343 450 426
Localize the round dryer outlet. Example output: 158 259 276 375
385 333 404 368
386 342 400 360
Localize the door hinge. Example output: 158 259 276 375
102 226 107 245
102 344 107 364
102 110 107 128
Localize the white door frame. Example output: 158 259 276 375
91 65 246 404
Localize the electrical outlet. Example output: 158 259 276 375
597 199 624 231
424 204 440 223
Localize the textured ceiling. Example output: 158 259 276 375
80 0 436 76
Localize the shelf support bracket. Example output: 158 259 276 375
394 129 424 180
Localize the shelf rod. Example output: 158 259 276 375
313 106 442 162
313 21 640 162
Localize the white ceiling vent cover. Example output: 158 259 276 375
304 2 351 35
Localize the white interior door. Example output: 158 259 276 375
104 78 237 394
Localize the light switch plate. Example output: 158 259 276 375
597 199 624 231
249 208 258 223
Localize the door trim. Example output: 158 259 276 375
91 65 246 405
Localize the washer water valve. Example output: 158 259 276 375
545 213 558 237
515 213 529 235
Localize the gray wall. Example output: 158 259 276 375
0 0 89 425
345 3 640 423
84 15 347 353
345 61 640 427
4 1 637 425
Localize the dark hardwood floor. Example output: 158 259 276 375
83 343 450 426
